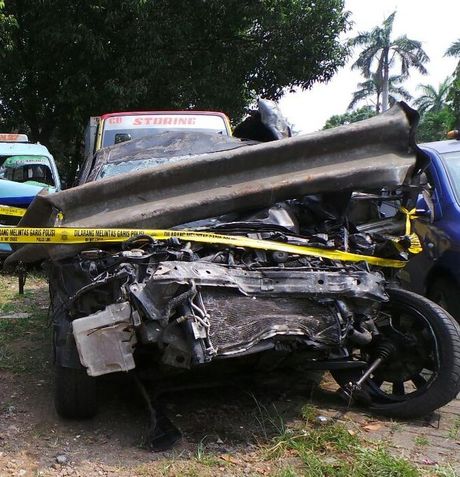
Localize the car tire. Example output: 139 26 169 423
55 365 97 419
427 276 460 323
333 289 460 419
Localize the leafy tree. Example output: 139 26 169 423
323 105 376 129
416 108 455 143
449 72 460 130
348 11 429 112
414 78 452 115
0 0 350 181
348 73 411 112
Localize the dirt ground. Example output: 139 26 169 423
0 274 459 476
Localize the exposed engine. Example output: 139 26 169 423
49 199 405 377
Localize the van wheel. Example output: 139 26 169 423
55 365 97 419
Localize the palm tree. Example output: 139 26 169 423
414 78 453 114
348 73 412 113
349 11 429 111
445 39 460 57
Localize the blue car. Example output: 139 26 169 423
400 133 460 320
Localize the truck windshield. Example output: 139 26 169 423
97 155 192 180
0 155 55 188
102 113 229 147
441 150 460 204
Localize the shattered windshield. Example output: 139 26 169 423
0 155 55 189
89 130 249 183
441 150 460 204
97 154 195 180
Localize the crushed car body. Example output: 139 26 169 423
11 103 420 262
7 102 460 450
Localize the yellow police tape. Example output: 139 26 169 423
0 226 407 268
400 207 423 254
0 205 26 217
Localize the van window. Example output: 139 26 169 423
0 155 55 187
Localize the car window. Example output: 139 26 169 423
440 150 460 204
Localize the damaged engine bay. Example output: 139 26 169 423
53 199 396 373
9 102 460 449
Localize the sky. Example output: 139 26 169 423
279 0 460 133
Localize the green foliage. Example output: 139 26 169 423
443 39 460 129
414 77 452 114
323 106 376 129
0 0 350 181
448 68 460 128
416 36 459 136
416 107 455 143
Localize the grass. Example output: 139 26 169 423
195 437 221 467
301 403 318 423
414 434 429 446
263 409 459 477
0 272 51 373
276 468 298 477
433 465 458 477
447 416 460 439
251 393 286 440
268 421 420 477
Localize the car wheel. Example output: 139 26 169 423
332 288 460 418
55 365 97 419
427 276 460 323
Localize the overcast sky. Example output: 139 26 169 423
279 0 460 133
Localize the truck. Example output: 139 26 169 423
83 110 232 163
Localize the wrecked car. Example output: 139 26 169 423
7 102 460 449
